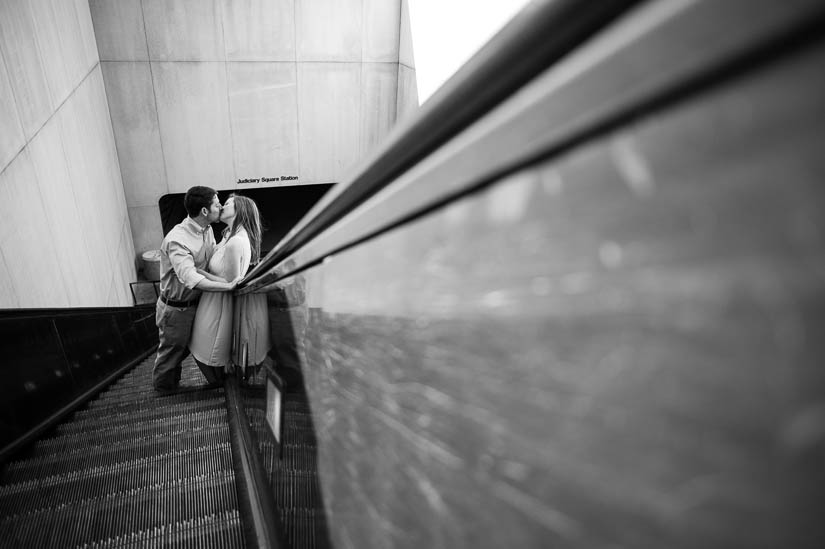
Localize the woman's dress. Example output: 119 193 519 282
190 230 251 367
233 292 271 368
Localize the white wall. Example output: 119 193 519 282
397 0 419 122
90 0 417 257
0 0 418 308
408 0 530 104
0 0 135 308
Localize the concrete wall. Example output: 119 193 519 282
0 0 136 308
90 0 418 257
397 0 418 122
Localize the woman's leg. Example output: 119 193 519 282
194 358 224 385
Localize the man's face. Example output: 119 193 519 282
206 195 222 223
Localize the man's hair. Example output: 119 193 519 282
184 186 217 217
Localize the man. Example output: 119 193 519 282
153 186 238 394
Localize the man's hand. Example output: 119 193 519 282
197 268 228 283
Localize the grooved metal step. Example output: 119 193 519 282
3 425 230 483
0 472 238 547
0 446 235 516
63 397 224 431
31 408 227 456
243 385 332 549
1 352 332 548
82 509 245 548
0 355 247 548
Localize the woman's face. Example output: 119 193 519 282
220 197 236 223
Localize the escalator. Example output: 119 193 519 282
2 1 824 546
0 353 330 548
243 376 331 549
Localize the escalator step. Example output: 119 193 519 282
0 445 234 515
257 441 319 475
246 409 318 447
241 387 332 548
62 396 224 433
77 510 243 548
268 471 324 509
0 353 251 547
0 472 239 547
31 408 227 457
280 509 329 549
73 390 225 418
2 426 230 483
2 350 336 548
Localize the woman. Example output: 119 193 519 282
190 193 263 383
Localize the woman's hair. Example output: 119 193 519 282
227 194 262 264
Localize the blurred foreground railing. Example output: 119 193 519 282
235 1 825 547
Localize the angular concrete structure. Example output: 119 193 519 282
0 0 134 308
0 0 417 307
92 0 417 258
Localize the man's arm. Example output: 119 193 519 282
197 268 229 283
168 241 235 291
195 277 238 291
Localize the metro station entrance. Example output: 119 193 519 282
158 184 335 255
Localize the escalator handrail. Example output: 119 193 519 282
242 0 642 285
225 375 287 548
0 304 155 320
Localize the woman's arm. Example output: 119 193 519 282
223 241 244 282
223 237 250 283
197 268 228 283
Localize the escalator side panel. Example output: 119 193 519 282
0 307 158 459
264 39 825 548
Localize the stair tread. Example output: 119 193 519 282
32 408 228 455
0 445 235 517
1 508 245 548
1 351 330 547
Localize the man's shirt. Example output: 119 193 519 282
158 217 215 302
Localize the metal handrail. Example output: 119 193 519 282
243 0 641 285
0 303 155 319
225 374 287 548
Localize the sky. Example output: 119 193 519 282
408 0 534 103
